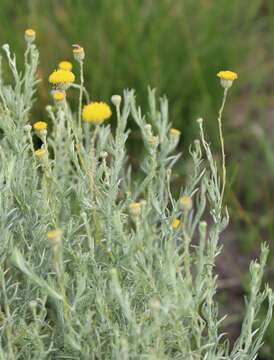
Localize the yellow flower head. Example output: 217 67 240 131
169 128 181 138
82 102 112 125
33 121 47 131
58 61 73 71
25 29 36 42
52 91 66 102
217 71 238 81
34 148 47 158
171 218 181 230
217 71 238 89
180 195 193 211
48 69 75 85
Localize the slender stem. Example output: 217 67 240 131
217 87 228 207
78 60 84 133
71 83 90 103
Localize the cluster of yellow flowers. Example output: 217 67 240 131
46 41 112 125
25 27 239 249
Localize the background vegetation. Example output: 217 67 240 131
1 0 274 358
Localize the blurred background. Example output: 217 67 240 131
1 0 274 358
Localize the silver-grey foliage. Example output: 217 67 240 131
0 40 273 360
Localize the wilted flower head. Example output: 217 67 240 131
129 202 141 217
217 70 238 89
82 102 112 125
58 61 73 71
25 29 36 43
73 44 85 61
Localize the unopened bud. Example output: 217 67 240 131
25 29 36 43
111 95 122 107
180 195 193 212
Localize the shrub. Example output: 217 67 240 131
0 34 273 359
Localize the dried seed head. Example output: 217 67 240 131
73 44 85 61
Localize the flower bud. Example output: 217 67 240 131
111 95 122 107
148 135 159 148
180 195 193 212
25 29 36 43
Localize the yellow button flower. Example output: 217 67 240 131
48 69 75 85
217 71 238 81
33 121 47 131
217 70 238 89
58 61 73 71
82 102 112 125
